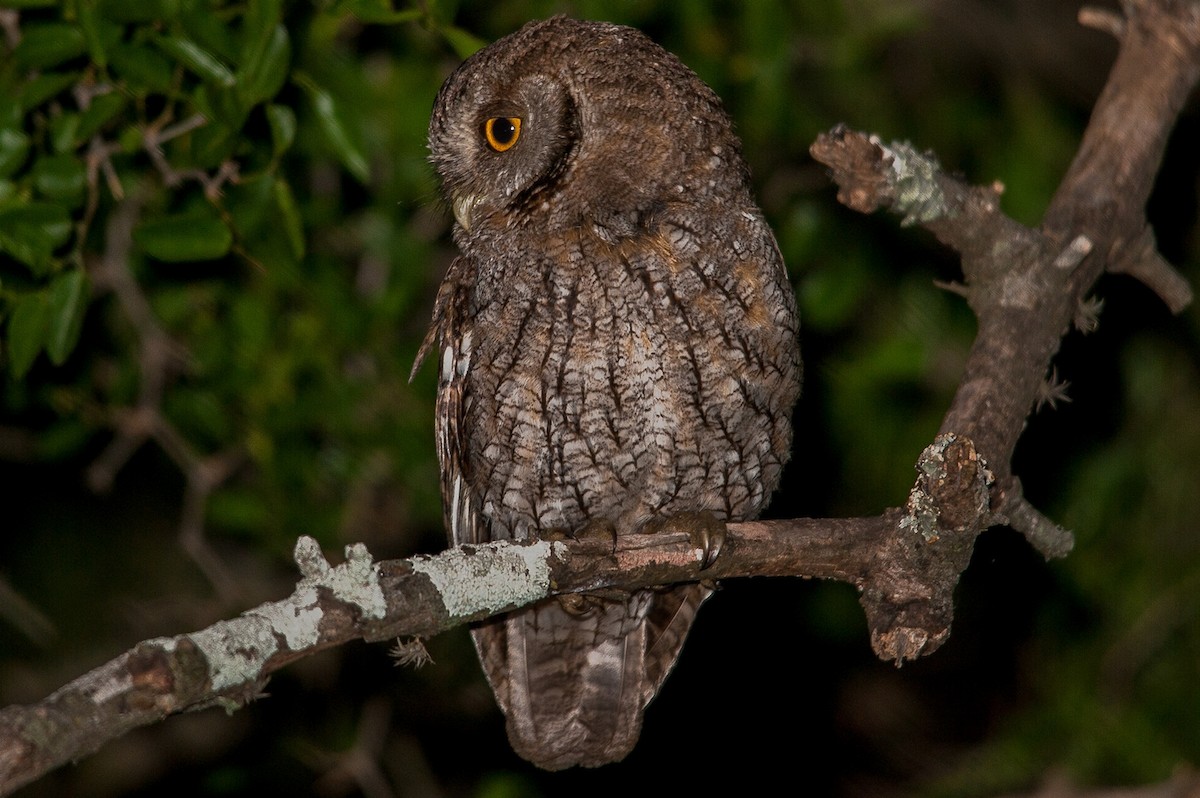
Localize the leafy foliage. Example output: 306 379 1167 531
0 0 453 549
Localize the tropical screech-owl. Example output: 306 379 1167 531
414 16 801 769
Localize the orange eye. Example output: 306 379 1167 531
483 117 522 152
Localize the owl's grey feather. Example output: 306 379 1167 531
417 16 801 769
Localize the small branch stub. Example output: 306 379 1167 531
901 433 994 542
877 137 949 226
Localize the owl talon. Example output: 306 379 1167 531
545 519 617 554
552 521 625 614
556 592 592 616
575 518 618 550
693 515 725 571
697 522 725 570
643 511 726 571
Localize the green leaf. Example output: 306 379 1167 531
7 290 50 378
226 172 275 235
32 154 87 204
424 0 457 27
273 176 305 260
237 24 290 105
49 113 81 153
194 82 249 129
266 103 295 157
440 24 487 58
14 23 87 70
75 0 109 68
189 117 239 167
19 72 80 111
0 203 73 274
117 124 142 153
296 73 369 182
45 268 89 364
334 0 421 23
108 42 175 94
207 487 270 532
0 129 31 179
0 97 19 128
0 204 73 246
134 212 233 261
179 3 238 62
153 35 236 87
75 91 127 142
98 0 175 24
36 419 93 459
240 0 283 67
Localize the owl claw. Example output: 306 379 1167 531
575 518 619 552
556 592 593 616
643 511 726 571
691 513 725 571
543 520 617 556
696 521 725 571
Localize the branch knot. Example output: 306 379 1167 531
901 433 993 542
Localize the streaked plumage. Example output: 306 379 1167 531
415 16 800 769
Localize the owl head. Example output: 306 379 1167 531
428 17 748 242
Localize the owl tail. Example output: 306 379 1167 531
470 584 710 770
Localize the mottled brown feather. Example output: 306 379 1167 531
418 16 801 769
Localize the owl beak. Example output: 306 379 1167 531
451 193 482 232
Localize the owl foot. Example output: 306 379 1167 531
642 510 726 571
544 520 622 615
543 518 617 551
555 592 592 616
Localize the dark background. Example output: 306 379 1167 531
2 0 1198 795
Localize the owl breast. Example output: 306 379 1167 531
459 202 798 541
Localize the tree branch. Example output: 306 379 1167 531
810 0 1199 558
0 432 989 795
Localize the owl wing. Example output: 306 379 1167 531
641 582 711 701
413 256 483 549
415 256 525 732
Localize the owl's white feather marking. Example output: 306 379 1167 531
450 472 463 543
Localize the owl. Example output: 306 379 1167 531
414 17 801 769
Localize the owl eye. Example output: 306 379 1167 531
483 117 522 152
